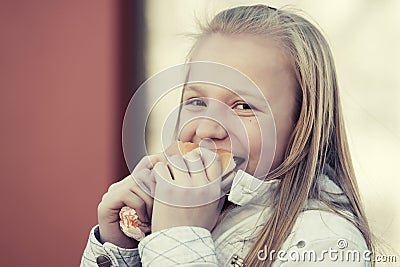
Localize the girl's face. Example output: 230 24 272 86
178 34 298 177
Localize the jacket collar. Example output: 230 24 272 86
228 167 349 207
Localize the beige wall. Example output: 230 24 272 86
146 0 400 263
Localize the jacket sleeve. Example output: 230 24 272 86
80 225 142 267
138 226 218 267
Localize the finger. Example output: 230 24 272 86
130 169 155 197
141 171 156 198
115 171 155 198
147 171 157 197
167 155 191 186
129 170 155 218
104 188 150 224
133 154 166 173
153 162 173 182
130 169 150 192
145 174 156 218
199 148 222 182
107 179 124 192
184 150 209 186
110 171 154 218
120 191 150 223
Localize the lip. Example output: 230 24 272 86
197 145 230 153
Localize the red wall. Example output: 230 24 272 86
0 1 143 266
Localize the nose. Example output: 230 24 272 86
195 118 228 141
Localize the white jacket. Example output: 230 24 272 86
80 169 370 267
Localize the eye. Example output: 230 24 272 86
234 103 253 110
184 98 207 107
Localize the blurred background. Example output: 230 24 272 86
0 0 399 266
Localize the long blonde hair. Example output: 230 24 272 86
187 5 373 266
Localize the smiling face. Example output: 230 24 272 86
177 34 299 177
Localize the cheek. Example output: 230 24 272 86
241 118 262 174
273 116 295 165
243 116 276 177
245 119 262 156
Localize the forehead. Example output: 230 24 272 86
189 34 297 106
183 83 249 101
183 67 268 108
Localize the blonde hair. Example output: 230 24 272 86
187 5 374 266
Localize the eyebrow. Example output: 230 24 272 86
185 84 255 98
184 84 268 108
183 85 202 94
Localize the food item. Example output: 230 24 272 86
119 206 150 241
119 141 233 240
166 141 234 172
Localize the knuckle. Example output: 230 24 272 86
153 161 164 169
184 150 200 160
130 174 141 187
139 156 151 166
97 201 107 216
169 156 187 171
97 202 103 211
203 152 220 165
133 169 150 181
101 192 109 203
107 181 121 192
170 154 184 162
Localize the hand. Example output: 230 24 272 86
97 154 164 248
151 148 230 232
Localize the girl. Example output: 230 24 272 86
81 5 373 267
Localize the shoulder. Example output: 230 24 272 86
289 173 368 251
293 210 365 244
273 210 371 266
290 209 368 250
